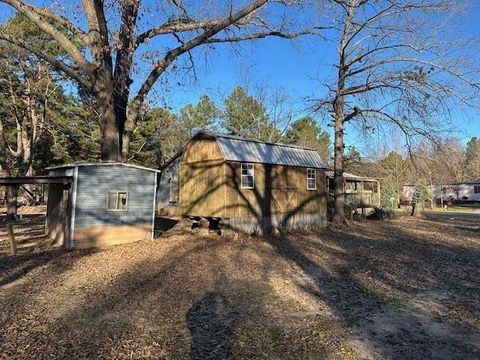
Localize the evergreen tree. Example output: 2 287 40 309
464 137 480 180
222 86 279 141
128 108 187 168
179 95 220 135
283 116 330 162
380 176 398 210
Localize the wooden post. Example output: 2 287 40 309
7 223 16 255
361 181 366 219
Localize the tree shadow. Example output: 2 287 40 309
0 246 96 288
187 292 240 360
267 221 480 359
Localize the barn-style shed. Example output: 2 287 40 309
46 163 159 249
159 131 329 233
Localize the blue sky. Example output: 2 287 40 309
1 1 479 155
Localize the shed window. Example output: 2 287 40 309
307 168 316 190
364 182 374 191
107 191 128 211
241 163 254 189
475 186 480 194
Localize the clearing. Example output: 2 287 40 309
1 214 479 359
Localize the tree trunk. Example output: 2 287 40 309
121 129 132 161
332 113 346 226
23 163 36 205
6 185 19 223
98 91 120 161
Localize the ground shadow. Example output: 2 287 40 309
187 292 240 360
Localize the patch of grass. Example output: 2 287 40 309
430 206 479 213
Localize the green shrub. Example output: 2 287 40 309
369 207 399 220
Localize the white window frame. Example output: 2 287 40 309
307 168 316 191
241 163 255 189
106 190 129 211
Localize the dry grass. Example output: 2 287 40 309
0 214 479 359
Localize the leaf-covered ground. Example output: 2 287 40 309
1 214 479 359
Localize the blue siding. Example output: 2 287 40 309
74 165 156 228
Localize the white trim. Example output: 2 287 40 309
46 162 161 173
241 163 255 189
106 190 129 211
307 168 316 191
151 173 157 240
69 166 79 249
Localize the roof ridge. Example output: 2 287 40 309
197 130 318 151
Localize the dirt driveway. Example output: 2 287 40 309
1 215 479 359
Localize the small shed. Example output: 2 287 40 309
158 131 329 233
326 171 380 208
46 163 160 249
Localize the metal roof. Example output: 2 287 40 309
46 162 161 173
325 171 378 181
197 131 328 169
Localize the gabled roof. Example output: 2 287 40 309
196 131 328 169
46 162 161 173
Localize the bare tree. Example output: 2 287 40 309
0 38 58 220
315 0 480 225
0 0 317 160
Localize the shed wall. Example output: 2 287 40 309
73 166 156 248
46 167 73 247
157 156 180 216
224 162 326 219
179 160 226 217
181 137 223 163
179 160 327 228
45 183 71 246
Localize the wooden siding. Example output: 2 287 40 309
179 160 326 220
180 160 226 217
74 224 152 249
224 162 326 219
74 166 156 229
181 137 223 163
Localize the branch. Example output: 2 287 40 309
204 29 318 43
0 31 92 89
136 17 236 46
344 106 360 122
26 4 87 43
131 0 270 112
0 0 91 73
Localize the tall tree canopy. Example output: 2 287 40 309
0 0 314 161
283 116 330 161
179 95 219 136
464 137 480 180
222 86 279 141
315 0 480 225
